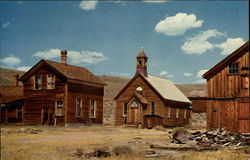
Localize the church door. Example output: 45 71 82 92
127 100 140 124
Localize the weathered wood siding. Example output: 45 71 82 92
189 98 207 113
207 51 249 98
115 75 190 127
115 76 164 125
206 50 249 133
67 82 103 124
23 68 66 124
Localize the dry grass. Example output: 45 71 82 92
1 125 249 160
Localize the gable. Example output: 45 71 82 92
114 73 164 102
19 60 67 82
203 41 249 80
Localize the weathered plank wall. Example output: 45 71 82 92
189 97 207 113
115 75 190 127
67 82 103 124
23 68 66 124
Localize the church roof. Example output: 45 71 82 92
114 73 191 104
145 75 191 103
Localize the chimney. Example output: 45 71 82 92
13 74 19 87
61 50 67 64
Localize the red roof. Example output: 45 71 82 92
20 60 106 85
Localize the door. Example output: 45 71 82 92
238 101 250 133
127 100 140 124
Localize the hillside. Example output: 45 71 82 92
0 67 25 86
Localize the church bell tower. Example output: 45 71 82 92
136 47 148 77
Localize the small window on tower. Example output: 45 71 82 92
139 60 142 65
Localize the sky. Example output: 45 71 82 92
0 0 249 84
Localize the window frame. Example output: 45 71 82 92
123 102 128 116
55 101 63 116
229 63 239 74
151 101 155 115
47 73 55 89
184 110 187 119
131 100 138 109
176 109 179 119
90 99 96 118
34 74 42 90
168 108 171 118
76 98 82 118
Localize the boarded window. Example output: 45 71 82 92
76 98 82 117
34 75 42 90
168 108 171 118
151 101 155 115
176 109 179 118
56 101 63 116
47 74 55 89
90 99 96 118
184 110 187 119
131 100 138 108
123 103 127 116
229 63 239 74
241 76 249 89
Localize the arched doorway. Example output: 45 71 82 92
127 100 140 124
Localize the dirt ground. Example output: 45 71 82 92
1 125 249 160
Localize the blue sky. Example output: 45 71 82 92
0 0 249 84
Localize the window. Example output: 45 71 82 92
168 108 171 118
131 100 138 108
184 110 187 119
17 106 23 119
90 99 96 118
56 101 63 116
34 75 42 90
76 98 82 117
229 63 239 74
151 101 155 115
123 103 127 116
47 74 55 89
176 109 179 118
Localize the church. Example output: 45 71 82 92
114 48 192 128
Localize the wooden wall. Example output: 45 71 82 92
206 51 249 133
67 82 104 124
115 75 190 127
23 68 66 124
207 51 249 98
115 75 165 125
189 97 207 113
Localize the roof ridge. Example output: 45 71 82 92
148 74 169 80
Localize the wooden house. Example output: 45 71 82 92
203 42 249 133
114 49 191 128
0 73 24 124
19 50 106 125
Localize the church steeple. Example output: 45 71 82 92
136 47 148 77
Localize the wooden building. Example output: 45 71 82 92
114 49 191 128
0 73 24 124
19 50 106 125
203 42 249 133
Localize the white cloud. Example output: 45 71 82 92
79 1 97 11
144 0 168 3
181 29 224 54
17 66 31 72
196 69 208 78
155 13 203 36
159 70 174 78
184 72 193 77
0 55 21 66
216 38 245 55
2 22 10 28
33 49 108 65
159 70 168 76
33 49 61 59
